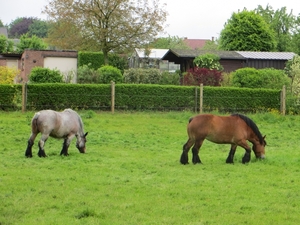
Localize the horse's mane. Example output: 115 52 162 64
231 113 265 145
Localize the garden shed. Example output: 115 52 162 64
161 49 296 73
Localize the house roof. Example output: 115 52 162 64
162 49 296 61
183 38 210 50
162 49 245 60
135 48 169 59
236 51 296 60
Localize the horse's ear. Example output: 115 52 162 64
85 132 88 137
263 135 266 139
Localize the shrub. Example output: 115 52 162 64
159 71 180 85
193 53 224 71
98 65 123 84
0 35 14 53
123 68 164 84
77 64 101 84
232 67 290 89
29 67 63 83
0 66 20 84
183 67 223 86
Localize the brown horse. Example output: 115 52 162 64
25 109 88 157
180 113 266 164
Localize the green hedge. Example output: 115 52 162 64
0 84 281 112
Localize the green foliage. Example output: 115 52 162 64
16 34 48 53
193 53 223 71
108 53 128 74
0 84 21 110
255 5 295 52
97 65 123 84
28 19 49 38
284 55 300 97
29 67 63 83
231 67 290 89
0 83 280 112
123 68 162 84
150 35 191 49
159 71 180 85
77 64 101 84
78 52 105 70
219 10 276 51
0 35 14 53
0 66 20 84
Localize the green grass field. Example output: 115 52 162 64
1 110 300 225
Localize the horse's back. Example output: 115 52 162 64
188 114 247 143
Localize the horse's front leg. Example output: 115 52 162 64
242 148 251 164
226 144 237 164
60 137 71 156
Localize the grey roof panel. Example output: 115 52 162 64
236 51 296 60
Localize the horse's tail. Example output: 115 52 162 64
31 112 40 133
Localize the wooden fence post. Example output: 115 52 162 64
280 85 286 115
194 87 197 113
22 82 27 113
111 81 115 114
199 83 203 114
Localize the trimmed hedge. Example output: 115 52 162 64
0 84 281 112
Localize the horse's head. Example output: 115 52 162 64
252 135 266 159
76 132 88 153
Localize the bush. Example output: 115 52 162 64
183 67 223 86
232 67 290 89
123 68 166 84
29 67 63 83
77 64 101 84
0 66 20 84
98 65 123 84
193 53 224 71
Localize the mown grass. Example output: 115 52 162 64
1 110 300 225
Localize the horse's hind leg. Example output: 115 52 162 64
25 133 37 158
226 144 237 164
180 138 194 164
38 134 48 157
192 139 203 164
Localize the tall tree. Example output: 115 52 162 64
44 0 167 64
9 17 35 38
255 5 296 52
219 10 276 51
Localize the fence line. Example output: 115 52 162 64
17 83 286 114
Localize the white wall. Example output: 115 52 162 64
44 57 77 83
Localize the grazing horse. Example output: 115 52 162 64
180 113 266 164
25 109 88 157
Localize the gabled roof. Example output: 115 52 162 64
162 49 296 61
236 51 296 60
183 38 210 50
135 48 169 59
162 49 245 60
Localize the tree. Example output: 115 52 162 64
202 40 219 51
150 36 191 49
16 34 48 53
28 19 49 38
44 0 167 64
9 17 35 38
0 20 4 27
0 35 14 53
219 10 276 51
255 5 296 52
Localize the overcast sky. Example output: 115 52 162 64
0 0 298 39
